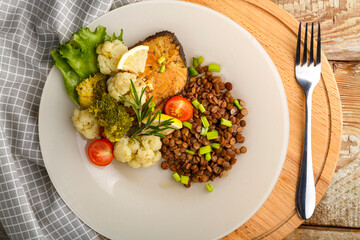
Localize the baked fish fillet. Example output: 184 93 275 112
135 31 188 106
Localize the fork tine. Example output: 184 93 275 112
295 22 301 66
309 23 314 65
316 22 321 65
302 23 308 66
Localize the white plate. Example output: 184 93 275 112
39 1 289 239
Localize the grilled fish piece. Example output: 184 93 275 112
135 31 188 106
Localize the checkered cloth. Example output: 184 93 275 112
0 0 138 239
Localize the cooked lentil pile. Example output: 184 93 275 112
160 66 248 187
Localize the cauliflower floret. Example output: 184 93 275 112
136 148 156 164
107 72 136 97
96 40 128 75
113 136 135 163
71 109 100 139
139 135 162 151
107 72 147 107
128 161 141 169
113 136 162 168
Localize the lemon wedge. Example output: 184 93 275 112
117 45 149 74
143 114 183 135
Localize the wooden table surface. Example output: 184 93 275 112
0 0 359 239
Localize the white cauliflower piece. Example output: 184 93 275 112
138 151 162 168
139 135 162 151
71 109 100 139
96 40 128 75
128 161 141 169
107 72 136 98
113 136 140 163
136 147 155 164
107 72 147 107
113 136 162 168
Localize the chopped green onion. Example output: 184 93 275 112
208 63 220 72
159 64 165 73
198 56 204 64
149 101 156 112
149 101 156 108
192 99 200 109
199 145 212 155
206 183 213 192
198 104 206 113
173 172 181 182
200 127 208 136
188 67 199 76
200 116 210 128
180 175 189 185
211 143 221 149
183 121 193 130
207 130 219 140
193 57 199 68
234 99 243 110
221 118 232 127
158 56 165 64
185 149 195 155
205 152 211 161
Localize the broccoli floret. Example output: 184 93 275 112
76 72 107 108
88 93 133 142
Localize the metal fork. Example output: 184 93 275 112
295 22 321 220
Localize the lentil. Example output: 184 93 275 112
160 65 247 187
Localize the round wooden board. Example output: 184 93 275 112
184 0 343 239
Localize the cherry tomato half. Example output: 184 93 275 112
88 138 114 166
164 96 193 122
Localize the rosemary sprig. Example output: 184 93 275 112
119 79 175 144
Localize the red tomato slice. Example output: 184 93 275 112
88 138 114 166
164 96 193 122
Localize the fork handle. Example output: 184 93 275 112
296 90 316 220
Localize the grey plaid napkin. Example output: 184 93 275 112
0 0 138 239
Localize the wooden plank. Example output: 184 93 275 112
303 61 360 228
285 225 360 239
271 0 360 61
333 61 360 170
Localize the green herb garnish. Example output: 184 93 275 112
234 99 243 110
193 57 199 68
206 183 213 192
198 56 204 64
221 118 232 127
180 175 189 185
173 172 181 182
206 130 219 140
119 80 174 144
210 143 221 149
185 149 195 155
158 56 165 64
188 67 199 76
183 121 193 130
205 152 211 161
199 145 212 155
208 63 220 72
